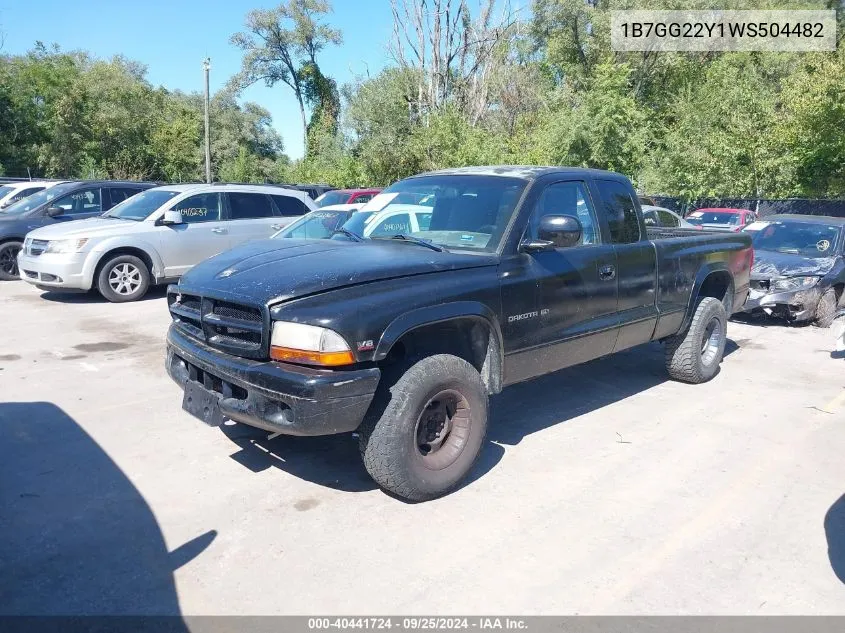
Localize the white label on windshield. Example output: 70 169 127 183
360 192 399 212
744 221 771 231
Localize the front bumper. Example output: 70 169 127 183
166 325 380 436
17 252 91 290
743 285 822 321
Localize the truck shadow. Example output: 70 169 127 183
825 493 845 584
37 285 169 304
0 402 216 616
221 339 738 497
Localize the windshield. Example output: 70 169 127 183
356 175 527 251
686 210 743 226
751 221 841 257
0 185 13 200
275 209 353 239
1 182 79 216
315 191 350 207
104 189 179 221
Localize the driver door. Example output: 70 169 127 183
155 192 231 278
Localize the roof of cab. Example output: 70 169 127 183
413 165 630 180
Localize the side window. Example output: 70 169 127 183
531 181 600 245
228 192 275 220
13 187 44 202
353 193 374 204
109 187 141 208
271 194 308 217
369 213 410 237
596 180 641 244
657 210 679 227
642 210 658 226
172 193 222 224
53 188 102 215
416 213 432 231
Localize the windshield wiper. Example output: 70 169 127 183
330 228 363 242
373 234 446 252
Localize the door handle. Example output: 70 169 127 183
211 227 226 234
599 264 616 281
271 224 283 230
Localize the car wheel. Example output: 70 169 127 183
815 288 837 329
0 241 23 281
358 354 488 501
96 254 150 303
665 297 727 384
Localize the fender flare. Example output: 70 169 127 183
680 263 734 331
374 301 505 393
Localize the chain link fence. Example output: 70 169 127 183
649 196 845 219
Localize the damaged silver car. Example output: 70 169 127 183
743 214 845 327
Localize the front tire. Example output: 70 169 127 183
96 254 150 302
0 241 23 281
359 354 488 501
815 288 837 328
665 297 727 384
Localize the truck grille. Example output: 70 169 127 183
168 290 266 359
25 239 49 256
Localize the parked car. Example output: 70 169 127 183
742 214 845 327
274 204 363 239
0 180 155 280
685 208 757 231
314 188 382 207
16 183 315 301
164 166 753 501
641 205 695 229
0 181 65 210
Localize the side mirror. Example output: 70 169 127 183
521 215 582 252
161 210 183 225
46 206 64 217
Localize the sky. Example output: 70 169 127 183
0 0 396 159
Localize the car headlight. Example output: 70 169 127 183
772 276 820 291
270 321 354 366
43 238 89 254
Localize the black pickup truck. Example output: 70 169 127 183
165 167 753 501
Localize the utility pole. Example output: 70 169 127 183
203 58 212 184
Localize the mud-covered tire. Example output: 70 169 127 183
96 254 150 302
358 354 488 502
665 297 727 384
0 241 23 281
815 288 837 328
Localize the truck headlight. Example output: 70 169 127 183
772 276 820 291
43 238 89 254
270 321 354 366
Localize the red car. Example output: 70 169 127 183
315 188 382 208
685 208 758 232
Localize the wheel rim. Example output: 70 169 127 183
108 263 142 295
700 317 722 366
414 389 472 470
0 245 20 276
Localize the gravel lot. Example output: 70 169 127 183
1 279 844 615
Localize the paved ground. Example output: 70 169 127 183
1 279 844 616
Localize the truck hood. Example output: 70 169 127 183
751 249 837 278
26 217 139 240
179 238 498 304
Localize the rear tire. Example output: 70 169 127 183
96 254 150 303
0 241 23 281
815 288 837 328
358 354 488 502
665 297 727 384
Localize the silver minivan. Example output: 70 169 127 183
18 183 315 302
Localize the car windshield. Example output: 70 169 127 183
104 189 179 221
315 191 350 207
0 185 14 200
1 182 81 216
751 221 841 257
686 211 743 226
356 175 527 251
275 209 352 239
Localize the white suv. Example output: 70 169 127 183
18 183 314 302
